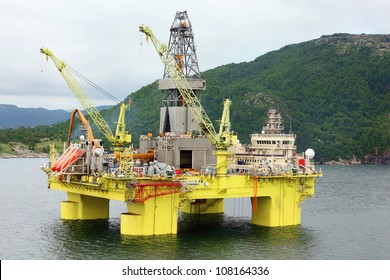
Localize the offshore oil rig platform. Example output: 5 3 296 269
41 11 322 235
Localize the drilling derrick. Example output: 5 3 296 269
158 11 206 134
139 11 214 170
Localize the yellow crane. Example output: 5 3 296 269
139 25 237 150
218 98 237 147
40 48 131 154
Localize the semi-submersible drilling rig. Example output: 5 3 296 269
41 11 321 235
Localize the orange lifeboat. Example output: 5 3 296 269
51 146 73 171
57 147 84 172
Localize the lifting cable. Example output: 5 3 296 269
67 65 120 103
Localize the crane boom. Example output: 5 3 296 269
40 48 116 143
139 25 237 149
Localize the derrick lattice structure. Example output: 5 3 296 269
140 25 221 148
140 25 237 150
158 11 206 133
163 11 202 81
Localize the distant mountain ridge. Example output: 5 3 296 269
0 104 69 129
0 104 113 129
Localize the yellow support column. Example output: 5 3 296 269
61 201 79 220
61 192 109 220
251 179 302 227
121 194 180 235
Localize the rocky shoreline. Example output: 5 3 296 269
324 152 390 165
0 153 48 159
0 142 48 158
324 155 362 165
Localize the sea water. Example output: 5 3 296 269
1 158 389 260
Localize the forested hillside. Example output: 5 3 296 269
115 33 390 162
198 34 390 162
1 33 389 162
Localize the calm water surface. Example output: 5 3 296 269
1 158 389 259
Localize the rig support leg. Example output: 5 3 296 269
250 177 308 227
251 192 301 227
121 194 180 235
61 192 109 220
181 198 225 214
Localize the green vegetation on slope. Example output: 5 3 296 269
1 34 389 162
0 121 68 155
199 34 390 162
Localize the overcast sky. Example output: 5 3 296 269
0 0 389 110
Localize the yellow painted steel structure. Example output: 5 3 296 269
47 164 321 235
